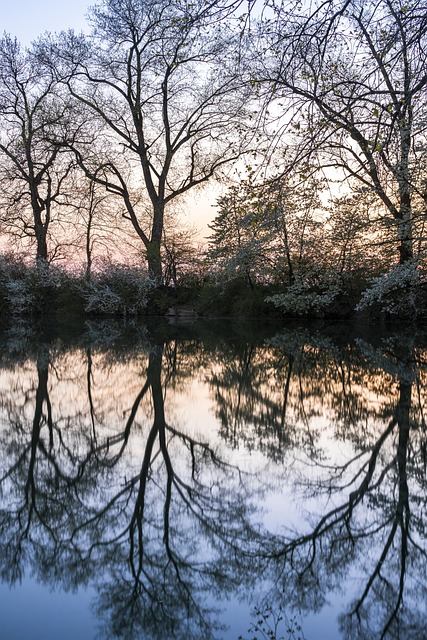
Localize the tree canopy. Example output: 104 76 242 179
1 0 427 318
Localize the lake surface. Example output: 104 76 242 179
0 317 425 640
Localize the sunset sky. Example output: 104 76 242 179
1 0 230 239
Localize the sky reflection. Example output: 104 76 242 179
0 319 425 639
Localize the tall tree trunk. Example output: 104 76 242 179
147 202 164 282
146 239 163 282
35 215 49 271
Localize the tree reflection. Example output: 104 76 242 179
209 337 316 461
255 333 427 640
1 322 427 639
0 342 72 584
0 328 267 640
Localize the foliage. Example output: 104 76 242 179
1 249 423 320
196 273 276 317
207 185 272 288
162 228 207 288
258 0 427 266
207 173 324 288
356 261 421 317
1 0 427 318
265 269 344 317
0 255 156 317
0 254 65 314
77 265 156 315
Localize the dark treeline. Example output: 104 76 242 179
1 0 427 319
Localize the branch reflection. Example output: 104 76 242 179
247 332 426 640
0 327 267 639
0 322 426 639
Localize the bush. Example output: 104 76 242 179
265 269 344 317
78 265 156 315
356 261 420 317
0 254 66 315
0 256 155 317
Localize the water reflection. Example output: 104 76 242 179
0 320 426 639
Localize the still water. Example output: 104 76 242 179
0 318 425 640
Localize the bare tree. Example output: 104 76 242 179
0 35 76 268
41 0 254 281
259 0 427 266
62 175 141 278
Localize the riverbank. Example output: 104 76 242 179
0 256 423 322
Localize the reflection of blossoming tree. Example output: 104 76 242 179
257 335 427 640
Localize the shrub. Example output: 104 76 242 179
356 261 420 317
78 265 156 315
0 254 65 315
265 269 344 317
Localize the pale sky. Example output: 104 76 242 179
1 0 91 44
